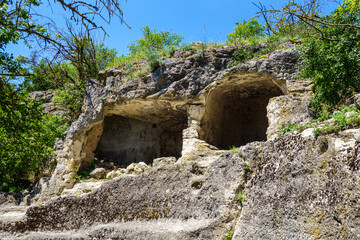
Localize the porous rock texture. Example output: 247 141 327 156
3 45 359 239
2 130 360 239
38 45 301 199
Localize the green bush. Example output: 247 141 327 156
226 19 266 45
299 2 360 114
146 54 164 72
280 105 360 136
227 48 255 68
179 43 196 51
0 93 67 192
128 25 184 59
233 49 254 62
165 45 179 57
279 124 298 135
52 83 85 122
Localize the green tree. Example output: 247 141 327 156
226 19 266 44
58 28 118 82
256 0 360 114
0 0 125 191
25 35 118 121
24 60 78 91
255 0 359 41
127 25 184 59
299 1 360 113
0 55 68 191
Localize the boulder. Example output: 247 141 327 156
153 157 177 168
267 94 314 140
134 162 151 173
106 169 125 179
89 168 107 179
126 162 150 174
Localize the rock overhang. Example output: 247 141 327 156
7 47 359 240
42 47 300 196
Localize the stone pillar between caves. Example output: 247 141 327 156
181 105 207 156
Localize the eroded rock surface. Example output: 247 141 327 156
4 45 351 239
1 152 246 239
2 130 360 239
38 46 300 199
233 129 360 240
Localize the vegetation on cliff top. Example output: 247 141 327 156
0 0 125 191
0 0 359 191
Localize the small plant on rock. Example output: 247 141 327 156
243 164 250 172
179 43 196 51
230 146 237 153
237 191 244 204
222 230 234 240
230 146 242 158
146 54 164 72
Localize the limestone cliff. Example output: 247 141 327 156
1 45 359 240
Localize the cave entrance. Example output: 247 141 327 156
199 78 284 149
92 115 185 168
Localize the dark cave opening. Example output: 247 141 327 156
93 115 186 168
199 80 283 149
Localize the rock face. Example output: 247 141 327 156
267 94 314 140
4 45 358 239
233 130 360 240
28 91 67 116
89 168 107 179
2 130 360 239
38 46 300 198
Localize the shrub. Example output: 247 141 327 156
279 124 298 135
227 48 254 68
280 105 360 136
226 19 266 45
52 83 85 122
179 43 196 51
128 25 184 59
166 45 179 57
0 94 67 192
237 191 244 203
232 49 254 62
146 54 164 72
299 2 360 114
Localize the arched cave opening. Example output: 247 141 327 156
93 115 185 168
199 79 284 149
79 106 188 172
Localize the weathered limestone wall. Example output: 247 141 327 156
37 47 301 201
3 128 360 240
4 45 358 240
266 79 314 140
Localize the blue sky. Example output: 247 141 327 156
7 0 339 58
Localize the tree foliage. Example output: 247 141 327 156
0 0 125 191
0 55 68 191
0 93 68 192
255 0 360 41
127 25 184 59
299 1 360 113
256 0 360 114
226 19 266 44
